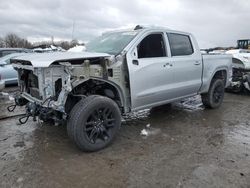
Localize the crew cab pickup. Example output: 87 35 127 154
11 26 232 151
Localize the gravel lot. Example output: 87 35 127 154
0 87 249 188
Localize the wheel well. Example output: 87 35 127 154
65 79 123 114
232 58 244 65
212 70 227 85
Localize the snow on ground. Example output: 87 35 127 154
140 124 161 137
32 45 65 53
67 45 86 52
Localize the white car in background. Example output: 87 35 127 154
0 48 30 58
0 77 4 91
0 53 27 91
226 49 250 92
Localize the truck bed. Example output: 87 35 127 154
200 54 232 93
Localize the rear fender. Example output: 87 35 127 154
200 67 229 93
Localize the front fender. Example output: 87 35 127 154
69 78 126 109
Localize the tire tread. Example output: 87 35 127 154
67 95 121 152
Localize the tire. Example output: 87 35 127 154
67 95 121 152
201 79 225 109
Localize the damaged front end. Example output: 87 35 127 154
228 57 250 93
9 53 122 124
9 63 74 124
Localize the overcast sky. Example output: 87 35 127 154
0 0 249 48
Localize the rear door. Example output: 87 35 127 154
167 33 203 97
126 32 174 110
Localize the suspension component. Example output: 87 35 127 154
7 105 16 112
7 94 28 113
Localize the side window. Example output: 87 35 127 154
167 33 194 56
137 34 166 58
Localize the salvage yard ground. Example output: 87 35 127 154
0 87 250 188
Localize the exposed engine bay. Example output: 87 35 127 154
10 52 130 124
226 50 250 93
230 66 250 92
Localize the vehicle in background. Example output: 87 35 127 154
0 48 31 58
0 53 27 91
0 77 4 91
12 26 232 152
237 39 250 50
226 49 250 92
32 45 65 53
208 50 226 55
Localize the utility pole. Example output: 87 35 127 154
51 36 54 45
71 20 75 40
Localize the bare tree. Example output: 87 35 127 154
4 33 20 47
2 33 84 50
4 33 32 48
0 37 5 47
59 41 71 50
19 39 32 48
70 39 79 47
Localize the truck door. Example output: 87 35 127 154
126 33 174 110
167 33 203 97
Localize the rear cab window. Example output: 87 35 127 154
167 33 193 56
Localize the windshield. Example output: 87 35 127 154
85 31 138 55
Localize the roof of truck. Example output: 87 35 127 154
103 25 192 36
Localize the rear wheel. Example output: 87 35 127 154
67 95 121 152
201 79 225 109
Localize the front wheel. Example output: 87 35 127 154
201 79 225 109
67 95 121 152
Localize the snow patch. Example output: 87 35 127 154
32 45 65 53
140 129 149 136
140 124 161 137
178 95 204 111
67 45 86 52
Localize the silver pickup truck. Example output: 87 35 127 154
11 26 232 151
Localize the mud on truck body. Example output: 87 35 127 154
10 26 232 151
